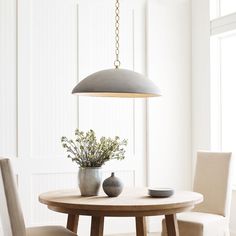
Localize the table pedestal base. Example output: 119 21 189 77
66 214 180 236
67 214 79 233
165 214 179 236
135 217 147 236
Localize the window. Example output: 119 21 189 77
211 0 236 19
210 1 236 159
221 0 236 16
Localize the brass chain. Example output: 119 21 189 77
114 0 121 68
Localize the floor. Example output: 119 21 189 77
106 234 160 236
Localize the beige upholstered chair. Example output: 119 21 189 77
0 158 77 236
162 151 232 236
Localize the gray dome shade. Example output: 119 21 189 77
72 68 161 98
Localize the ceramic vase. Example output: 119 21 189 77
78 167 102 196
102 172 123 197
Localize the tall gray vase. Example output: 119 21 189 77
78 167 102 196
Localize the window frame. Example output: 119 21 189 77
210 0 236 151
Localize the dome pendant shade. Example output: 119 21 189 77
72 69 161 98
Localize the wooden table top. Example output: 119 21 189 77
39 188 203 217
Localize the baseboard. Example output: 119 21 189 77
106 229 236 236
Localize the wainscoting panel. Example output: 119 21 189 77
78 0 135 157
31 172 77 225
30 0 78 158
0 0 17 157
16 0 79 225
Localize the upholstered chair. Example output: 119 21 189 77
162 151 232 236
0 158 77 236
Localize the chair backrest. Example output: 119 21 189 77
0 158 26 236
193 151 232 217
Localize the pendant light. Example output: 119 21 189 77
72 0 161 98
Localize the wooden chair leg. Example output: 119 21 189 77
67 214 79 233
165 214 179 236
90 216 104 236
135 217 147 236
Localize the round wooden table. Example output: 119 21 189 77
39 188 203 236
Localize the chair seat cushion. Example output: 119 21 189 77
162 212 228 236
177 211 227 224
26 226 77 236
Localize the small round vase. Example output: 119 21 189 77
102 172 123 197
78 167 102 196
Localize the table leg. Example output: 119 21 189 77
67 214 79 233
90 216 104 236
165 214 179 236
135 217 147 236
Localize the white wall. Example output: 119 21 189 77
0 0 17 235
0 0 147 235
191 0 211 162
0 0 17 159
147 0 192 232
